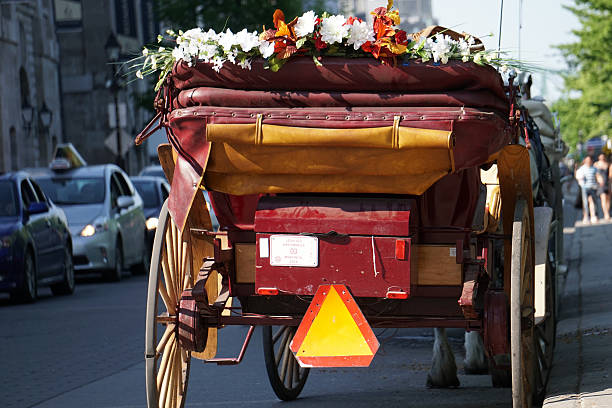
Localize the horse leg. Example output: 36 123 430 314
463 331 488 374
427 328 460 387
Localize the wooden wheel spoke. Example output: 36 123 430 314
180 241 188 292
158 339 176 407
157 276 174 315
272 326 288 344
157 337 176 390
286 353 295 387
293 355 300 384
275 328 291 366
165 228 178 300
156 325 175 356
279 342 291 384
162 248 177 307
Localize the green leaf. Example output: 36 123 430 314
296 37 307 49
312 55 322 67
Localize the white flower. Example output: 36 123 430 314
235 29 260 52
142 47 149 56
259 40 275 58
226 49 238 64
294 10 317 37
320 15 349 45
136 70 143 79
425 34 453 64
211 56 225 72
158 47 165 52
347 20 374 50
182 27 202 38
238 58 252 70
218 28 237 51
172 47 185 61
151 56 157 70
198 43 218 62
157 34 163 43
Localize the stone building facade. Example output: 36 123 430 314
339 0 435 32
0 0 63 172
56 0 158 174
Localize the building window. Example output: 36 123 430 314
140 0 156 44
19 67 30 109
115 0 136 37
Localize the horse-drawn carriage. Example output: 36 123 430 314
138 18 563 408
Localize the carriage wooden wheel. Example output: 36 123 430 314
145 201 192 408
263 326 310 400
510 198 555 408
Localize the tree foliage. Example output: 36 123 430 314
553 0 612 151
154 0 328 33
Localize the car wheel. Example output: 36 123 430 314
131 233 151 275
15 249 37 302
104 241 123 282
51 245 75 296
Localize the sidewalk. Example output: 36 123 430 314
543 218 612 407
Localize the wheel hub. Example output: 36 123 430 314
177 290 208 352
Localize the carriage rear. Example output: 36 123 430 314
143 56 557 408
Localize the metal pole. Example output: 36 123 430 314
518 0 523 62
112 63 122 169
498 0 504 53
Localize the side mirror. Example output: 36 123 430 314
116 195 135 209
27 201 49 214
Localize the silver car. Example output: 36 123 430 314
30 164 147 281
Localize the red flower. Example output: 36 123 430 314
395 30 408 45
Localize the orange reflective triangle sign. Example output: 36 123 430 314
290 284 379 367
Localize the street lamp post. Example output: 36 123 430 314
105 32 123 169
39 101 53 162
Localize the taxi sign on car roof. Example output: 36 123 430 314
290 284 379 367
50 143 87 170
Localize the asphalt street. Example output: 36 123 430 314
0 197 590 408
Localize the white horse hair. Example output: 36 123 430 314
426 328 488 387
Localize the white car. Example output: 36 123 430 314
29 164 148 281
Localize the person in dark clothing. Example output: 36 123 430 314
595 153 610 220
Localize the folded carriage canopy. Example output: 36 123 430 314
162 57 512 231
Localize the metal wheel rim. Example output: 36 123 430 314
145 200 192 408
263 325 310 400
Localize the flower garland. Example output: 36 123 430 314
131 1 521 91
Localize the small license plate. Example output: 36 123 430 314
269 235 318 267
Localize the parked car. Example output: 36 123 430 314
0 172 74 301
130 176 170 253
28 164 148 281
138 165 165 179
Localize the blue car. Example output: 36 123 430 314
0 172 74 301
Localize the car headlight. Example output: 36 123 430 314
80 217 109 237
80 224 96 237
146 217 158 231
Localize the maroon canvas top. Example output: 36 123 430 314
171 57 507 103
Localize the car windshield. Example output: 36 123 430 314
36 177 105 205
0 181 18 216
132 180 159 207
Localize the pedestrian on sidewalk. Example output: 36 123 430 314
594 153 611 220
576 155 599 223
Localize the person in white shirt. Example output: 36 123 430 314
576 156 599 223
